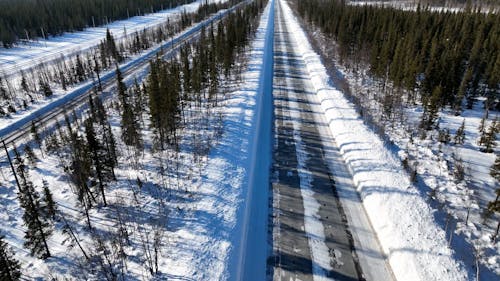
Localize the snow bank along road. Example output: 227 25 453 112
0 0 249 144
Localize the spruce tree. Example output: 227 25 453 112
454 120 466 145
30 122 42 150
106 29 121 63
13 148 52 259
0 235 21 281
479 120 497 153
23 145 37 165
491 154 500 182
41 180 57 220
488 189 500 242
38 79 52 97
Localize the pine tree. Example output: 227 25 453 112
491 154 500 182
478 116 486 133
106 29 121 63
454 120 466 145
20 72 29 94
24 145 37 165
38 79 52 97
67 132 95 229
0 235 21 281
420 85 442 131
0 76 8 99
13 148 52 259
479 119 497 153
30 122 42 150
115 67 126 101
488 188 500 242
75 55 86 82
41 180 57 220
85 117 115 206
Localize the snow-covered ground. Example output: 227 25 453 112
0 0 272 279
326 32 500 281
280 0 474 280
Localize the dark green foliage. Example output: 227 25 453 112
30 122 42 149
454 120 466 145
38 79 52 98
117 68 142 149
85 118 110 206
298 0 499 115
23 145 38 165
0 0 195 47
479 119 497 152
0 236 21 281
491 154 500 182
147 58 181 149
42 180 57 220
13 147 52 259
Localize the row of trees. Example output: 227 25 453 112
132 0 263 150
0 0 196 47
298 0 499 129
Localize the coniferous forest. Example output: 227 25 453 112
0 0 195 47
298 0 499 123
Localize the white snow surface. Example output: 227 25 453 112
0 0 271 279
279 0 469 280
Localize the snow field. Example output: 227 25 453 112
279 0 469 280
0 0 272 279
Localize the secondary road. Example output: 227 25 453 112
268 0 394 280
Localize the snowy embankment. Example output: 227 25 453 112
196 0 273 279
280 0 468 280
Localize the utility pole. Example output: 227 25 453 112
24 29 30 42
40 27 47 47
2 139 21 193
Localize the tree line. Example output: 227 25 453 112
0 0 196 47
298 0 499 128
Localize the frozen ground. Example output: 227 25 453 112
0 0 272 279
324 33 500 281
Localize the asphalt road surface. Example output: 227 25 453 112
268 1 363 280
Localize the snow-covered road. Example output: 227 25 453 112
277 0 469 280
269 1 393 280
